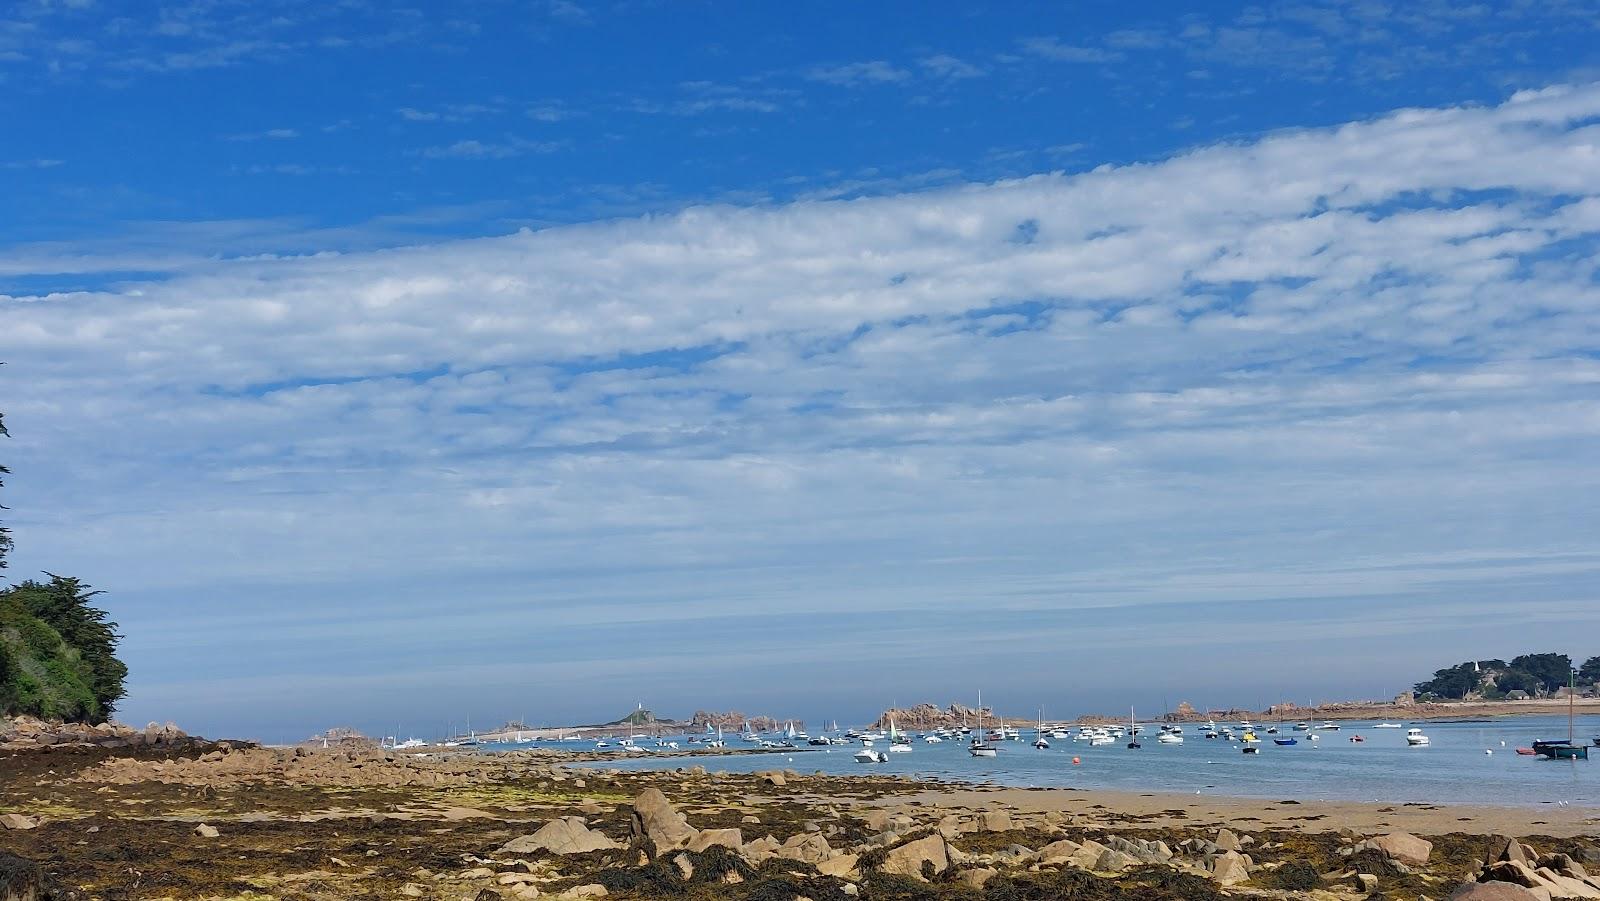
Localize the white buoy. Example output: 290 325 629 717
1485 749 1493 755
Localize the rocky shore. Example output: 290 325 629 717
2 717 1598 900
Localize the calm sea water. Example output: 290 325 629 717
520 716 1600 808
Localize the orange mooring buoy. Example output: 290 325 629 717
1072 756 1081 765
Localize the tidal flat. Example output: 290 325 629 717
2 737 1598 900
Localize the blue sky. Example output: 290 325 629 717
3 1 1600 742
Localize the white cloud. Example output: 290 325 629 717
5 85 1600 733
1019 36 1123 63
805 60 911 86
417 137 564 159
918 53 984 79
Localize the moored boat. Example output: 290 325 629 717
969 691 999 758
1406 728 1430 746
1274 738 1297 746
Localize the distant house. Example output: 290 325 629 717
1505 690 1531 701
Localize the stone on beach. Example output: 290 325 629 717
815 854 859 878
978 810 1012 832
777 832 832 864
0 814 37 830
684 828 742 854
499 817 620 855
1449 883 1546 900
1209 850 1251 885
193 823 220 838
629 788 696 851
879 834 950 880
1370 831 1433 866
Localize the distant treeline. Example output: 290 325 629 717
0 402 129 723
1414 653 1600 701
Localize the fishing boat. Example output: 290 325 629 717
1406 728 1430 746
1274 738 1298 746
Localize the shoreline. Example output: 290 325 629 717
890 786 1600 838
3 738 1598 899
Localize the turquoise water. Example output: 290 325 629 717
532 717 1600 808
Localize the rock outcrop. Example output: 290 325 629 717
879 834 950 880
500 817 620 855
629 788 696 852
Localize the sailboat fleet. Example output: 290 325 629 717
427 690 1593 769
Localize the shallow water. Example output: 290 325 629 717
525 716 1600 808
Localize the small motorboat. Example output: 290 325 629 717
1373 723 1403 729
1292 722 1311 732
1316 722 1341 731
1274 738 1298 746
1157 732 1183 744
1516 747 1537 756
1349 735 1365 743
854 749 887 764
1406 728 1430 747
1241 745 1259 755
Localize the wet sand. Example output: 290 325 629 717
897 785 1600 838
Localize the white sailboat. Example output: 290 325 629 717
970 691 998 758
888 714 912 752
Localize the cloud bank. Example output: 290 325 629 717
4 86 1600 738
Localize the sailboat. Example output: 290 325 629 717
1126 707 1141 749
705 725 726 749
970 692 998 757
888 714 912 752
1034 708 1050 749
1534 669 1590 760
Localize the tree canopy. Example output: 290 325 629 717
1414 652 1587 700
1581 656 1600 685
1510 653 1574 693
0 576 128 722
0 400 129 723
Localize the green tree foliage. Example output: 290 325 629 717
1580 656 1600 685
0 577 127 723
1492 669 1539 696
1414 661 1493 700
1509 653 1573 693
0 399 130 723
